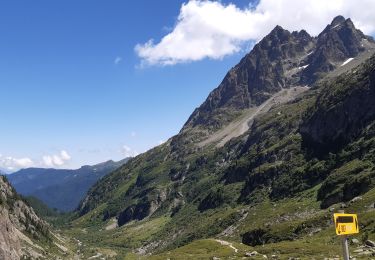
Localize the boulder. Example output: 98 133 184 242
349 196 363 204
351 238 360 244
245 251 258 257
365 240 375 247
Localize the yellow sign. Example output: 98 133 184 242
334 213 359 235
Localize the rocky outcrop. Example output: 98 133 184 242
117 202 150 226
0 207 21 260
301 16 374 84
0 176 51 259
184 26 314 130
117 188 168 226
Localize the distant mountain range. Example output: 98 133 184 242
0 167 12 174
7 158 129 212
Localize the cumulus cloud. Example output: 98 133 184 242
0 154 34 170
60 150 71 160
0 150 72 170
42 150 71 168
135 0 375 66
121 145 139 157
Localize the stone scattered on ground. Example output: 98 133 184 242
353 244 375 258
340 203 348 208
365 240 375 247
349 196 362 204
245 251 258 257
351 238 360 244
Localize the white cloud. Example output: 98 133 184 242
121 145 139 157
130 131 137 137
60 150 71 160
135 0 375 66
114 56 122 65
42 150 71 168
0 150 71 170
0 154 35 170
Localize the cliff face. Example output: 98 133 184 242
184 26 315 130
0 205 20 260
0 176 50 259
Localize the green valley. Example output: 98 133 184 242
2 14 375 260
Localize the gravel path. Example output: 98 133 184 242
214 239 238 253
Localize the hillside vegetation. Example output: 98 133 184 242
59 17 375 259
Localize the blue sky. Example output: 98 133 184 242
1 0 374 170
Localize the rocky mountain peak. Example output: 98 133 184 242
331 15 346 26
180 16 375 142
267 25 290 40
182 26 314 131
301 15 374 84
318 15 369 52
292 29 312 42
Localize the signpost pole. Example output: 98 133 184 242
341 235 350 260
338 210 350 260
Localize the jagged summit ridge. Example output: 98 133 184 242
331 15 346 26
183 16 375 132
302 16 374 84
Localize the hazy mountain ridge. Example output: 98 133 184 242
7 158 129 212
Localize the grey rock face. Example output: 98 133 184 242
0 176 50 259
183 16 374 133
301 16 373 84
184 26 314 130
0 207 21 260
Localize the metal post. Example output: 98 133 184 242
341 235 350 260
338 210 350 260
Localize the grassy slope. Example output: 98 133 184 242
61 184 375 259
63 56 375 259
